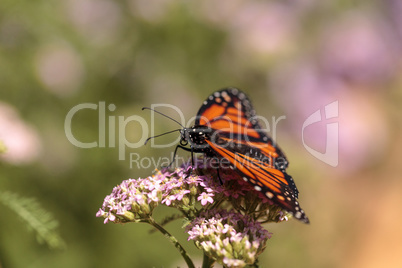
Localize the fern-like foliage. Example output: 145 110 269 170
0 191 65 249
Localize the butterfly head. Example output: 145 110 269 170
180 126 212 150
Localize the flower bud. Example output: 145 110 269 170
122 211 135 221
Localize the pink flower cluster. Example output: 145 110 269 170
96 163 223 224
186 209 272 267
96 159 289 266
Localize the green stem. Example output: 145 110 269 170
202 252 214 268
147 218 195 268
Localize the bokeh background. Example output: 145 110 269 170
1 0 402 267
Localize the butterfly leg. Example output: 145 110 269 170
184 146 197 169
191 146 195 166
164 145 192 168
216 168 223 185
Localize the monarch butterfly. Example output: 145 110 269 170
145 88 309 223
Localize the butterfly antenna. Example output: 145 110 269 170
142 107 184 127
144 129 181 145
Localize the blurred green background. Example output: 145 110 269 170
1 0 402 267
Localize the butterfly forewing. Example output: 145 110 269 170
193 88 309 223
197 90 265 139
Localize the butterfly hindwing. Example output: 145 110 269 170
283 172 299 199
205 139 308 223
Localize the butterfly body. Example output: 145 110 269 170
180 126 211 151
180 88 309 223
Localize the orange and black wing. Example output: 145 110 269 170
206 140 309 223
195 88 307 222
195 88 278 151
195 88 298 196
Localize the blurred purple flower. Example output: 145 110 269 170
270 60 389 173
197 1 313 57
0 102 41 165
385 0 402 46
35 43 84 96
66 0 121 43
318 12 397 85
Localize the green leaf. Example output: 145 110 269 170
0 191 66 249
